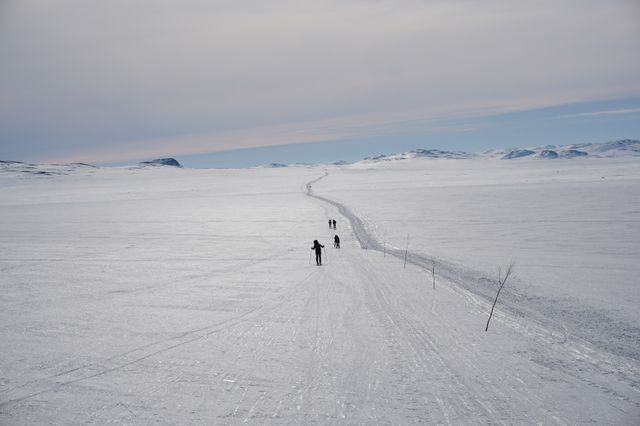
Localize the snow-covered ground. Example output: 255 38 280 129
1 158 639 424
314 157 640 354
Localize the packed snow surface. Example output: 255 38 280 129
1 157 639 424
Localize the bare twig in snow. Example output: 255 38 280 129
485 263 514 332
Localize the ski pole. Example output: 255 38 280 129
309 248 312 264
403 234 410 269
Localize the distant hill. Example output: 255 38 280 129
567 139 640 157
138 158 182 167
1 140 638 174
0 161 97 177
358 139 639 164
501 149 536 160
495 139 639 160
362 148 473 163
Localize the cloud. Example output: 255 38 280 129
41 98 569 164
36 104 474 163
1 0 640 162
561 108 640 118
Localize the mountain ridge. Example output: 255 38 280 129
359 139 639 164
1 140 638 174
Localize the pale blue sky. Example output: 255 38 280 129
1 0 639 167
174 98 640 167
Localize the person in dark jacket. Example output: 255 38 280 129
311 240 325 265
332 219 337 229
328 219 332 228
334 234 340 248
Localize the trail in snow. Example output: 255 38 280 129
309 160 640 363
307 172 640 410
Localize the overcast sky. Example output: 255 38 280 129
1 0 639 166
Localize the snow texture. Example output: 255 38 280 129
1 155 639 424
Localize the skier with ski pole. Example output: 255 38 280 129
311 240 325 265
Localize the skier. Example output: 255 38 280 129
334 234 340 249
328 219 332 229
311 240 325 265
332 219 336 229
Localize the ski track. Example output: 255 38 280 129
309 172 640 374
307 172 640 423
1 171 639 424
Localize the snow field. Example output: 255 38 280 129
0 167 321 423
0 162 639 424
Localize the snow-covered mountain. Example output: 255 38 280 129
0 160 97 176
361 139 640 164
259 162 288 168
567 139 640 157
500 149 536 160
496 139 640 160
1 140 638 174
0 158 183 176
363 148 473 163
137 158 182 167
